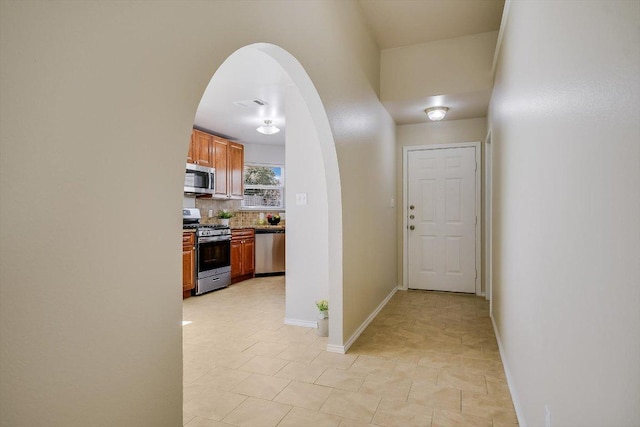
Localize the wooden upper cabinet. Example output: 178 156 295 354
191 129 214 168
187 131 195 164
213 136 229 198
188 129 244 199
229 142 244 199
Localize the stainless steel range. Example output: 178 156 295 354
183 208 231 295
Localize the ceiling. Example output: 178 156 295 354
357 0 505 49
193 0 505 145
194 48 292 146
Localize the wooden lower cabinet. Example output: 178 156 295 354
182 231 196 298
231 228 255 284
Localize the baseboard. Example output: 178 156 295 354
284 318 317 328
491 315 527 427
325 344 345 354
342 285 398 353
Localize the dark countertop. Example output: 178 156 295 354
232 225 286 233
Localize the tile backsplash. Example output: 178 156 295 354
232 210 285 227
189 196 284 227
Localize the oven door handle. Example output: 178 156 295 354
199 236 231 243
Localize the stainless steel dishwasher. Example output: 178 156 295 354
255 229 286 275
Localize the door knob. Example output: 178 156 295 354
409 205 415 210
409 215 415 219
409 225 415 230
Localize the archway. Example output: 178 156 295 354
189 43 344 348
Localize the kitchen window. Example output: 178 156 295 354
241 164 285 209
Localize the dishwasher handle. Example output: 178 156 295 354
255 229 285 234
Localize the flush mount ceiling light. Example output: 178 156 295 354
256 119 280 135
424 106 449 121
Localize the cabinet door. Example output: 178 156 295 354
230 239 243 279
242 238 255 275
182 233 195 292
213 137 229 198
182 248 195 291
187 131 196 164
193 130 213 168
229 142 244 199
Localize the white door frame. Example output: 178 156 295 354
402 142 482 295
484 129 493 307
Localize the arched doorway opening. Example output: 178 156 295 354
185 43 344 348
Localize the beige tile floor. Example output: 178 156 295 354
183 276 518 427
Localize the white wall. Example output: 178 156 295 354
0 1 396 425
381 31 497 102
396 118 487 288
397 118 487 146
490 1 640 425
339 106 397 343
284 84 330 327
242 142 285 165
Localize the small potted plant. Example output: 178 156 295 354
315 299 329 337
216 210 234 226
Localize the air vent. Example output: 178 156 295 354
233 99 269 108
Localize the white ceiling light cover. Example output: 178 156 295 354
256 120 280 135
425 106 449 121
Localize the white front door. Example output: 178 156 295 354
407 146 477 293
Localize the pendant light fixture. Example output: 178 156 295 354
424 106 449 121
256 119 280 135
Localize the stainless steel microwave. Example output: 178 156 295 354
184 163 215 195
